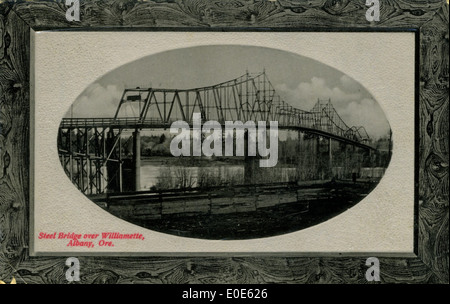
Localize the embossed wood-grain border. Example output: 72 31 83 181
0 0 448 284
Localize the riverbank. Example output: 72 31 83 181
140 156 304 169
99 181 377 240
131 197 360 240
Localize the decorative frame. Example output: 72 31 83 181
0 0 448 284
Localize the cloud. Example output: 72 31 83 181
275 77 390 139
339 75 362 93
339 98 391 139
275 77 362 111
67 83 123 118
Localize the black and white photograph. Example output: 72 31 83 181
58 45 393 240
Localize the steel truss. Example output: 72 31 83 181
58 71 375 195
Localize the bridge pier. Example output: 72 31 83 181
296 131 303 181
316 137 322 179
132 129 141 191
118 135 123 192
106 129 120 193
329 138 333 179
244 130 256 184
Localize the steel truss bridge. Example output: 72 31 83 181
58 71 375 195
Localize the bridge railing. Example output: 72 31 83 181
60 117 174 128
60 118 114 128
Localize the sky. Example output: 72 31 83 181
67 45 391 139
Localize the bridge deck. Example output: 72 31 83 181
59 118 375 150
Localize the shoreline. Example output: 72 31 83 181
139 156 301 168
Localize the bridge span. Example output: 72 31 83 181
58 71 377 195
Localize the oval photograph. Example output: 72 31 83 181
57 45 392 240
